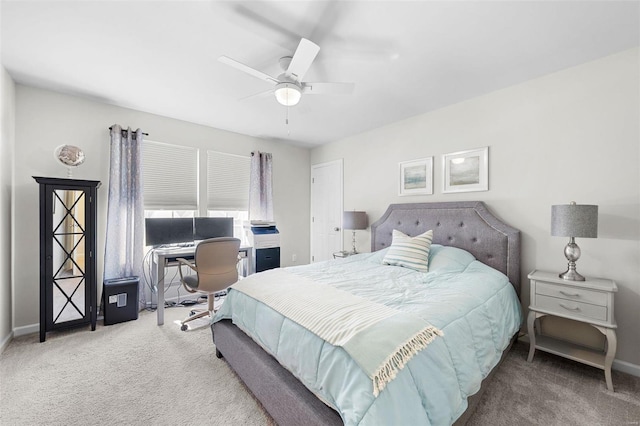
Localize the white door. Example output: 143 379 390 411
311 160 343 262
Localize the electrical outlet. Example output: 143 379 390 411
292 254 297 262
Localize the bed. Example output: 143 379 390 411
212 201 521 425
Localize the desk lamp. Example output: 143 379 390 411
343 211 368 254
551 202 598 281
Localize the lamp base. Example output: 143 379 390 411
559 268 585 281
559 238 586 281
350 230 358 255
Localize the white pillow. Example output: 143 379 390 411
382 229 433 272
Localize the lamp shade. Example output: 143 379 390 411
343 211 368 230
551 203 598 238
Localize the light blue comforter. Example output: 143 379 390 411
213 245 522 425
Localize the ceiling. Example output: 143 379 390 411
2 1 638 147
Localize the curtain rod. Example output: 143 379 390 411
108 126 149 136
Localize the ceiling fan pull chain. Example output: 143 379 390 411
286 106 290 136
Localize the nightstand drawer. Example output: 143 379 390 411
535 294 607 322
536 282 607 306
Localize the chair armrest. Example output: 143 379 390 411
177 258 197 271
176 257 197 284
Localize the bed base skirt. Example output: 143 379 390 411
213 319 516 426
212 319 343 425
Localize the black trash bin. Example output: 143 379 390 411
103 277 140 325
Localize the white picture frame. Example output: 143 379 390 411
399 157 433 196
442 147 489 193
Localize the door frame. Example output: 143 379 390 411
310 159 344 263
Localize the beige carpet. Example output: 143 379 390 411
0 306 273 426
468 340 640 426
1 306 639 425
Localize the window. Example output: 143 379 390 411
141 143 250 243
208 210 249 245
142 141 198 210
207 151 251 243
207 150 251 211
144 210 195 219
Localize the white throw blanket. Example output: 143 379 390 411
230 268 443 396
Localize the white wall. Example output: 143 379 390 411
311 48 640 368
13 85 310 330
0 66 16 350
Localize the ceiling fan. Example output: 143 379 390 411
219 38 355 107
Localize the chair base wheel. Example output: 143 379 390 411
180 324 188 331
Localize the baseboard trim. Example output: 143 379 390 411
0 331 13 353
613 359 640 378
13 323 38 337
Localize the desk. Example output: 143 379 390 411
152 245 253 325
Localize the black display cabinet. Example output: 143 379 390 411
34 177 101 342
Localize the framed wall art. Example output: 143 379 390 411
442 147 488 193
399 157 433 196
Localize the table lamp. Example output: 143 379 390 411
343 211 368 254
551 202 598 281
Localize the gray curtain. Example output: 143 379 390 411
104 125 145 308
249 151 274 221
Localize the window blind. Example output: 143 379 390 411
142 141 198 210
207 151 250 210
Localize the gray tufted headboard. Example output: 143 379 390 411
371 201 521 294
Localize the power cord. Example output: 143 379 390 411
141 246 201 310
142 248 157 311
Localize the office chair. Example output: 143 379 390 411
176 237 241 331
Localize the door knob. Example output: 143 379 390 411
334 227 340 231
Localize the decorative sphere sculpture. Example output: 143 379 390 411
54 145 85 177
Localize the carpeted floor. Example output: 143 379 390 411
1 306 639 425
467 340 640 425
0 306 273 426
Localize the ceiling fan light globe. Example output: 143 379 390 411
275 83 302 106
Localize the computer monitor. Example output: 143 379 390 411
194 217 234 241
145 218 194 247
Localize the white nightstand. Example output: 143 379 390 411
527 269 618 391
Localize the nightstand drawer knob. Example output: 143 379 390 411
559 290 580 297
559 303 580 311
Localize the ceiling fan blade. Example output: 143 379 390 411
239 89 274 102
230 4 301 49
218 56 279 85
302 82 355 95
286 38 320 82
